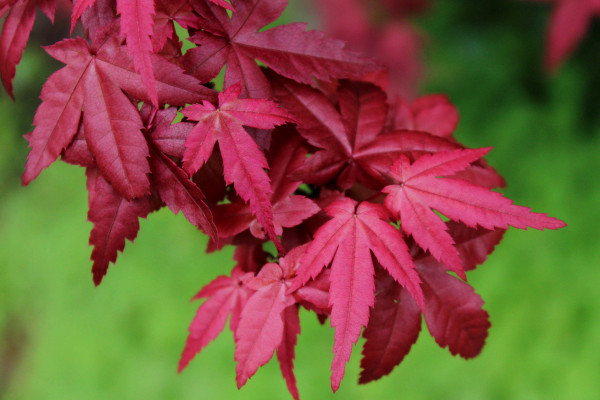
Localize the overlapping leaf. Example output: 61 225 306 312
184 0 377 98
181 83 294 250
383 148 566 277
21 26 215 199
288 197 424 391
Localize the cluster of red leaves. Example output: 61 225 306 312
531 0 600 69
4 0 565 398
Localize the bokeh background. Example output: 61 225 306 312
1 1 599 399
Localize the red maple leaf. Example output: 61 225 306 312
184 0 377 98
181 83 294 250
21 24 215 199
382 148 566 278
288 197 424 391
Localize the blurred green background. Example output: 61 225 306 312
1 1 599 399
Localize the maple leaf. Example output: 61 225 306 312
86 170 153 285
181 83 294 250
178 266 254 372
537 0 600 69
0 0 55 97
382 148 566 278
184 0 377 98
21 25 215 198
288 197 424 391
211 131 320 240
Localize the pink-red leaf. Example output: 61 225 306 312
383 149 566 276
289 198 423 391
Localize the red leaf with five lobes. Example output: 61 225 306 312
418 264 490 358
87 173 152 285
0 0 55 97
117 0 158 106
391 94 459 139
182 83 294 249
84 62 151 199
234 283 292 388
359 277 421 384
178 267 254 372
148 145 217 240
184 0 376 98
277 305 301 400
383 148 566 278
288 198 423 391
542 0 600 69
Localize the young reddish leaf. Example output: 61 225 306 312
179 267 253 372
117 0 158 106
148 144 217 240
418 264 490 358
288 198 423 391
87 173 152 285
277 305 301 400
182 83 294 249
83 62 151 199
359 277 421 384
0 0 55 97
184 0 377 98
383 148 566 277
